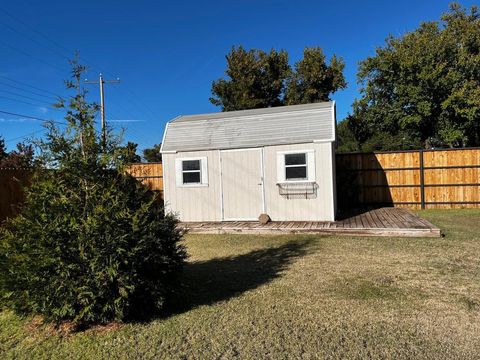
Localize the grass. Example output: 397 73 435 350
1 209 480 359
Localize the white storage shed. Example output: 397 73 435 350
160 101 337 222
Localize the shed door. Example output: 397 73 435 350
221 149 264 221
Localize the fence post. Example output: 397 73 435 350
419 149 425 209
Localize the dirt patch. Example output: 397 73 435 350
24 315 122 337
87 321 123 335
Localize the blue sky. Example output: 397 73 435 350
0 0 476 152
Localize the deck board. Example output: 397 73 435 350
181 207 441 237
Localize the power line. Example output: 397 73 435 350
0 7 105 80
0 95 64 113
0 40 69 73
0 7 75 60
0 95 57 108
116 122 161 147
0 75 62 97
0 109 68 126
105 86 139 119
5 128 47 143
0 6 155 123
93 71 157 121
0 21 73 63
0 89 57 104
108 80 158 119
85 69 157 122
0 80 59 100
0 109 106 139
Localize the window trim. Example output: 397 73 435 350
175 157 209 187
276 149 316 183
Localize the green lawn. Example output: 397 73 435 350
1 209 480 359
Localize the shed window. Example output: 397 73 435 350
175 157 208 187
285 153 307 180
276 150 315 183
182 160 201 184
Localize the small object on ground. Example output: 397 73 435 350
258 213 271 224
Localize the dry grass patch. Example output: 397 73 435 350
1 209 479 359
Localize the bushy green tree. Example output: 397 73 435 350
0 137 35 168
335 120 359 153
210 46 290 111
120 141 141 163
143 143 162 163
0 142 35 168
0 61 186 326
210 46 345 111
0 137 7 161
285 47 346 105
349 3 480 150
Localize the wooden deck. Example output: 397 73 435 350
181 208 441 237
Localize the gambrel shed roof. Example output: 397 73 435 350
161 101 336 153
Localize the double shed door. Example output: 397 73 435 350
220 148 264 221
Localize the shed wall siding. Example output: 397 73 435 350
263 142 335 221
164 142 335 222
163 150 222 221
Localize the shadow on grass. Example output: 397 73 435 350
163 240 311 316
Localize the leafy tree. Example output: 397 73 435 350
336 120 359 153
0 60 186 327
349 3 480 150
0 142 35 168
120 141 141 163
143 143 162 163
285 47 346 105
210 46 290 111
358 132 421 152
0 137 35 169
0 137 7 161
210 46 345 111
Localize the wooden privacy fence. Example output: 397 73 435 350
126 163 164 197
336 148 480 209
127 148 480 210
2 147 479 221
0 169 31 222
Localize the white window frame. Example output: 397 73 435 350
175 157 208 187
277 150 316 183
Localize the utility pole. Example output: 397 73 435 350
85 74 120 150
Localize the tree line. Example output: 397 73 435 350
210 3 480 152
